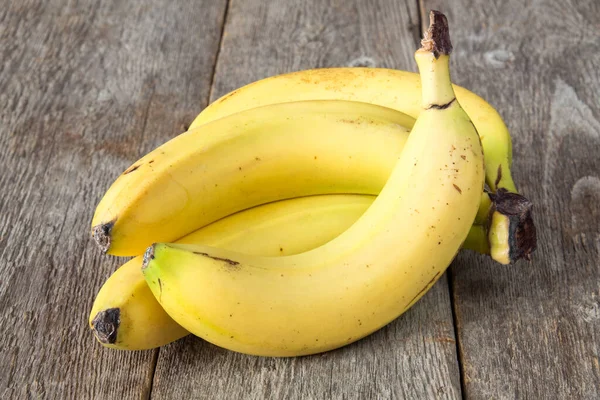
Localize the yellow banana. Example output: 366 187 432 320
91 100 513 259
142 12 485 357
91 101 414 256
191 68 513 195
90 194 491 350
90 258 188 350
185 30 537 265
90 194 371 350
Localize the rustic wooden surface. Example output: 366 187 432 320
423 0 600 398
0 0 227 399
150 1 461 399
0 0 598 399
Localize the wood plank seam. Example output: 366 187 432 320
142 350 159 400
138 89 156 148
413 0 424 50
148 2 463 398
144 2 231 398
207 0 232 108
1 0 231 397
418 3 467 400
448 270 467 400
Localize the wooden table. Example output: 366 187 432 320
1 1 599 398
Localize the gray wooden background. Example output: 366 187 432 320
1 0 599 399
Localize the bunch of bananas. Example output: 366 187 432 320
89 11 536 356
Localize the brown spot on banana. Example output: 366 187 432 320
123 164 140 174
453 184 462 194
407 271 442 307
193 251 240 266
338 118 362 125
215 88 241 104
426 98 456 110
495 165 503 189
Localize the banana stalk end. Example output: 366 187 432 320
91 220 114 253
488 189 537 263
91 308 120 345
421 10 453 58
142 245 156 270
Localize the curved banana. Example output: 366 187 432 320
90 194 372 350
189 51 539 264
142 12 485 357
92 101 414 256
90 257 188 350
191 68 514 195
90 194 491 350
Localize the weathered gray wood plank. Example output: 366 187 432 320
209 0 423 98
422 1 600 398
151 1 462 399
0 0 226 398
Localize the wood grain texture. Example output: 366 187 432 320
4 0 596 398
421 1 600 398
151 1 462 399
152 286 458 400
0 0 226 398
208 0 423 103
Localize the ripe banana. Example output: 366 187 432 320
90 194 373 350
91 100 510 258
91 101 416 256
188 50 537 265
91 194 491 350
142 12 485 356
191 68 513 196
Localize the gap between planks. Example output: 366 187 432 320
144 1 231 398
416 1 467 399
142 349 160 400
208 0 233 106
144 2 464 398
447 270 467 400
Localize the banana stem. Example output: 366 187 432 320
462 225 490 255
420 10 453 58
491 159 518 193
471 188 537 264
416 11 536 264
475 192 492 225
416 11 455 109
487 189 537 264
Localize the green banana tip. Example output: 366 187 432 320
490 189 537 263
421 10 453 58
